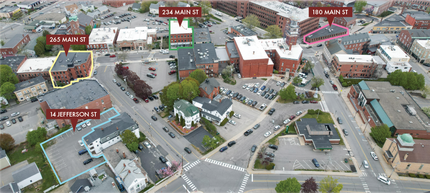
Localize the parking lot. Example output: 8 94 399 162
271 136 351 172
136 141 171 182
44 108 118 182
0 106 42 144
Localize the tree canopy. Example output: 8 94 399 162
280 84 296 100
275 177 301 193
0 65 19 86
293 76 302 85
302 177 318 193
181 77 200 102
311 76 324 89
264 25 283 39
0 133 15 151
85 26 93 35
189 69 208 84
354 0 367 12
242 14 260 30
0 82 16 100
26 127 47 146
387 70 425 90
319 176 343 193
369 124 392 147
120 130 139 152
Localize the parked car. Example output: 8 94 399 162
370 152 378 160
159 156 167 163
343 129 348 136
233 113 241 119
11 112 20 117
83 158 93 165
265 152 275 157
11 119 16 124
293 101 300 104
283 119 291 125
310 100 318 103
337 117 343 124
168 132 175 138
151 116 157 121
302 100 309 104
274 125 281 131
244 129 253 136
259 104 267 111
268 144 278 150
264 131 272 137
332 84 338 91
377 175 390 185
312 158 320 167
363 160 369 169
0 116 9 121
253 124 260 129
5 121 11 127
296 111 303 116
228 120 236 125
169 55 175 58
120 87 125 91
184 147 192 154
149 67 156 71
228 141 236 147
31 97 38 102
251 145 257 152
138 144 144 150
17 116 23 122
110 54 116 57
219 146 228 152
169 70 177 75
290 115 296 120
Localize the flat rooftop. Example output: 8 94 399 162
194 28 211 43
234 36 269 61
88 27 118 45
251 1 309 22
416 40 430 49
230 25 257 36
17 57 56 73
33 13 65 21
335 54 377 63
177 48 195 71
375 15 411 27
116 27 156 42
307 25 347 39
226 41 239 58
379 45 410 59
51 52 91 72
406 29 430 38
170 20 192 35
0 6 19 13
194 43 218 65
402 11 430 20
260 38 302 60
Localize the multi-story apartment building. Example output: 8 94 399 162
50 52 92 85
410 40 430 64
102 0 134 8
174 100 200 129
340 33 371 54
332 54 385 78
116 27 156 50
403 11 430 29
39 79 112 127
394 0 430 11
226 41 240 65
383 134 430 175
377 45 411 73
14 76 48 102
87 27 119 53
0 56 27 74
397 29 430 54
333 16 357 29
211 1 319 37
178 43 219 79
170 20 192 48
0 34 30 57
16 57 55 82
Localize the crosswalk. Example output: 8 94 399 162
322 91 339 94
238 174 250 193
183 160 200 172
204 158 246 172
182 174 197 191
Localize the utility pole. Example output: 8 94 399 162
389 162 400 178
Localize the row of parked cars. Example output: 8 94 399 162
0 110 24 129
220 87 260 108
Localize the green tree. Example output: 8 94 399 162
0 40 4 46
71 44 87 50
85 25 93 35
34 41 46 56
427 7 430 14
198 1 211 16
36 36 52 51
189 69 208 84
280 84 296 100
303 61 314 73
0 65 19 86
422 107 430 117
222 65 234 78
264 25 283 39
26 127 47 146
387 70 425 90
319 176 343 193
311 76 324 88
202 135 212 148
339 74 344 83
422 84 430 98
316 2 323 7
11 11 23 20
180 116 185 126
127 142 138 152
302 177 318 193
369 124 392 147
242 14 260 30
0 133 15 151
0 82 16 100
42 30 50 37
181 77 200 101
293 76 302 85
175 113 179 122
165 1 178 7
35 142 42 154
275 177 301 193
120 130 138 145
354 0 367 12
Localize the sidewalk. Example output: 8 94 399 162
339 87 400 180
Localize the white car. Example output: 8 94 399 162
78 140 84 146
377 175 390 185
255 83 260 88
257 91 262 95
228 120 236 125
11 112 20 117
81 123 87 128
274 125 281 131
363 160 369 169
130 95 134 99
143 141 152 149
86 121 91 127
276 81 281 86
242 85 247 89
6 121 11 127
233 113 241 119
283 119 291 125
370 152 378 160
264 131 272 137
296 111 303 116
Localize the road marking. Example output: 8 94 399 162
104 65 108 72
238 174 250 193
204 158 245 172
182 174 197 191
183 160 200 172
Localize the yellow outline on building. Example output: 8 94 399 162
49 50 94 89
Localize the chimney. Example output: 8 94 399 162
123 152 126 158
112 182 115 188
404 153 409 161
338 39 341 44
289 43 292 51
113 29 116 33
101 127 103 131
253 51 255 55
116 127 118 130
205 87 207 91
116 148 119 153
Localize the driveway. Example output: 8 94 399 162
183 126 212 153
137 141 171 183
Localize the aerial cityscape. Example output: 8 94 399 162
0 0 430 193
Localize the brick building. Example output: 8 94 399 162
226 41 240 65
178 43 219 80
194 28 211 44
382 134 430 175
102 0 134 8
39 79 112 127
397 29 430 54
410 40 430 64
333 16 357 29
340 33 371 54
305 25 348 43
116 27 156 51
0 34 30 57
371 15 412 34
67 13 94 35
199 78 220 100
332 54 385 78
365 0 394 16
87 27 119 53
14 76 48 102
348 81 430 139
50 52 92 85
170 20 192 48
228 25 257 37
17 57 56 82
403 11 430 29
0 56 27 74
394 0 430 11
211 1 319 37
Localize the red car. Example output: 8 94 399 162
310 100 318 103
290 115 296 120
151 72 157 76
168 70 176 75
110 54 116 58
148 67 156 71
122 66 129 70
332 84 338 91
133 98 139 103
144 98 149 103
207 24 212 27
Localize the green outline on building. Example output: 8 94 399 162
169 18 194 50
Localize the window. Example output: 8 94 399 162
406 164 411 169
419 164 424 170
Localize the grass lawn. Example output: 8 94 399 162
8 143 59 192
302 112 334 124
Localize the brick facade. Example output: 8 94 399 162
235 40 273 78
178 69 194 79
0 34 30 56
405 14 430 29
18 71 51 82
196 63 219 77
305 30 347 43
170 33 192 45
332 56 379 78
333 17 356 28
50 53 92 84
102 0 134 8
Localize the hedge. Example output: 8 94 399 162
220 118 228 126
266 163 275 170
229 111 234 118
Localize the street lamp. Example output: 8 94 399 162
364 116 372 133
389 161 401 178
